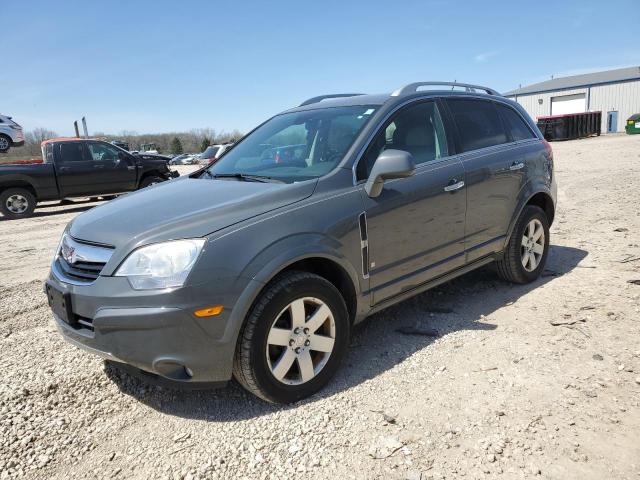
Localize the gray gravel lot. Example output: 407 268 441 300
1 137 639 480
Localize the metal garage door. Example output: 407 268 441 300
551 93 586 115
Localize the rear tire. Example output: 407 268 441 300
496 205 549 284
233 271 350 404
0 188 36 219
0 135 11 153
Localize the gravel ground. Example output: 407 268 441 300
1 137 639 480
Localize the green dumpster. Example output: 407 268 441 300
625 114 640 135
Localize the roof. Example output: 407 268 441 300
505 66 640 96
285 94 390 113
41 137 95 145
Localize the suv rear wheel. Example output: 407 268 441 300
233 271 350 403
496 205 549 284
0 188 36 219
0 135 11 153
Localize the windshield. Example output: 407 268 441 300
203 105 377 183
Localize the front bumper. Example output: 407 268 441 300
46 270 255 385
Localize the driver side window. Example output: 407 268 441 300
357 101 449 180
87 142 121 161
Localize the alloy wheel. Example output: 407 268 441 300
266 297 336 385
0 137 8 150
6 194 28 214
521 218 545 272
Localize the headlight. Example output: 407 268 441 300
115 239 206 290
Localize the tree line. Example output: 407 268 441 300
10 127 244 158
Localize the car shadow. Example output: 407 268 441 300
105 244 588 420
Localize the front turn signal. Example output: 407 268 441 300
194 305 224 317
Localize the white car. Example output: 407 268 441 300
198 143 234 164
0 114 24 153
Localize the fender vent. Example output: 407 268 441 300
358 212 369 278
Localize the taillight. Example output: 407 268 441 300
275 151 281 164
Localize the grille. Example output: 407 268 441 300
54 235 114 284
56 256 105 282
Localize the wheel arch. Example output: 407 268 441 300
504 186 555 250
248 246 361 326
0 179 38 199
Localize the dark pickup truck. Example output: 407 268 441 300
0 138 178 219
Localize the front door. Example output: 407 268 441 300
356 100 466 305
607 111 618 133
85 141 137 193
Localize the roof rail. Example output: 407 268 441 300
299 93 365 107
391 82 500 97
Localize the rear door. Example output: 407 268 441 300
55 141 101 197
357 100 467 304
85 141 137 192
444 98 529 262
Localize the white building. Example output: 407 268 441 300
505 66 640 134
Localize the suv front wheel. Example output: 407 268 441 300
496 205 550 284
233 271 350 403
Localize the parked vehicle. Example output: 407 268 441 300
111 140 130 151
46 82 556 403
0 138 178 219
0 114 25 153
198 143 233 164
169 153 199 165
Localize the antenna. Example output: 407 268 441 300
74 121 80 138
82 117 88 138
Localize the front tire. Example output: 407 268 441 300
233 271 350 403
496 205 550 284
0 188 36 219
139 175 164 188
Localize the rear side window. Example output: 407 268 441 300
59 143 89 162
495 103 536 141
45 144 54 163
446 99 507 152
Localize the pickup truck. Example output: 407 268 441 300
0 138 179 219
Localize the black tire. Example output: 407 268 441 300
233 271 350 404
496 205 550 284
139 175 164 189
0 135 11 153
0 188 36 219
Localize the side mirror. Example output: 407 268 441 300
364 149 415 198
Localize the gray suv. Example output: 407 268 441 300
46 82 557 403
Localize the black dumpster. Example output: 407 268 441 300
536 111 602 141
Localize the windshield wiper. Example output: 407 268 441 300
207 173 284 183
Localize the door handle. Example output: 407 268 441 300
127 166 136 170
444 180 465 192
93 164 105 169
509 162 525 171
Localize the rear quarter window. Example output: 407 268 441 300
495 103 536 141
446 99 508 152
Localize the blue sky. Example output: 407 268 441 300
2 0 639 136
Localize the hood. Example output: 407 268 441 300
70 176 316 248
